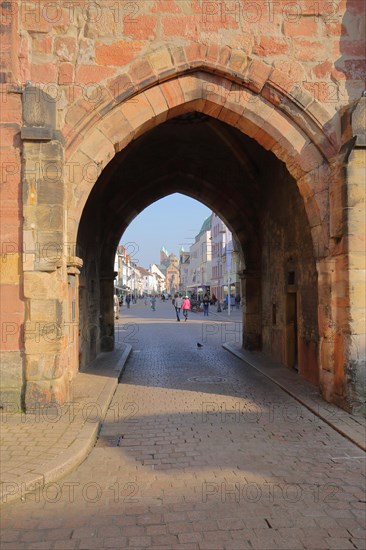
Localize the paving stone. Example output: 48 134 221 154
1 303 365 550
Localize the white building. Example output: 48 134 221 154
150 263 166 294
187 216 212 297
136 267 158 295
210 213 227 301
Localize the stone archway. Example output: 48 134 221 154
21 46 357 411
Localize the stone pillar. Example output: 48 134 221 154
240 269 262 350
21 85 69 409
100 275 115 352
67 257 83 382
344 98 366 411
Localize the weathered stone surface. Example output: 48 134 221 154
1 1 365 411
0 351 23 389
0 254 21 284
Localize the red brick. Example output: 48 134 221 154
58 63 74 85
323 22 349 37
32 35 53 54
162 16 199 41
123 15 157 40
283 18 319 37
0 126 21 147
293 40 325 61
0 92 22 124
108 73 136 103
160 79 184 110
31 63 57 84
129 59 155 89
312 61 333 79
152 0 182 12
76 65 116 85
227 49 248 74
22 8 52 33
253 36 288 57
95 41 144 66
184 43 207 66
244 59 272 93
121 93 154 132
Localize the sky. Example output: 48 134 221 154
120 193 212 268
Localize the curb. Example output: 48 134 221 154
0 345 132 507
223 343 366 452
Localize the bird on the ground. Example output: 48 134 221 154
197 342 203 348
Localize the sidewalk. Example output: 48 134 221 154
224 342 366 452
0 345 132 506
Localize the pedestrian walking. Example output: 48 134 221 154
151 295 156 311
235 294 241 310
126 294 131 309
182 295 191 322
202 293 210 316
174 293 183 321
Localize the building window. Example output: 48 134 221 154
288 271 295 285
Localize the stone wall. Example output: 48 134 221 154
0 0 365 410
261 160 319 384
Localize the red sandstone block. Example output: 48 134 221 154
293 39 325 61
0 285 23 317
108 73 136 103
283 18 319 37
75 65 116 85
54 36 77 61
162 16 198 40
184 43 207 67
129 59 155 89
244 59 272 93
144 86 168 123
312 61 333 79
58 63 74 85
95 40 144 66
64 99 100 134
152 0 181 12
124 15 157 40
227 49 248 75
31 63 57 85
253 36 288 57
0 92 22 124
323 22 349 37
0 126 21 147
169 45 189 72
160 79 184 110
22 4 52 33
217 45 231 67
121 93 154 132
32 35 52 54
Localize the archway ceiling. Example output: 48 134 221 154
79 113 287 263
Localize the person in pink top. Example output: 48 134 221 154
182 296 191 322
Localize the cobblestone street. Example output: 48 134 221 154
1 301 365 550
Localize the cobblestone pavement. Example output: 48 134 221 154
1 301 365 550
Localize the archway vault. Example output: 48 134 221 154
21 45 358 413
64 47 340 257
